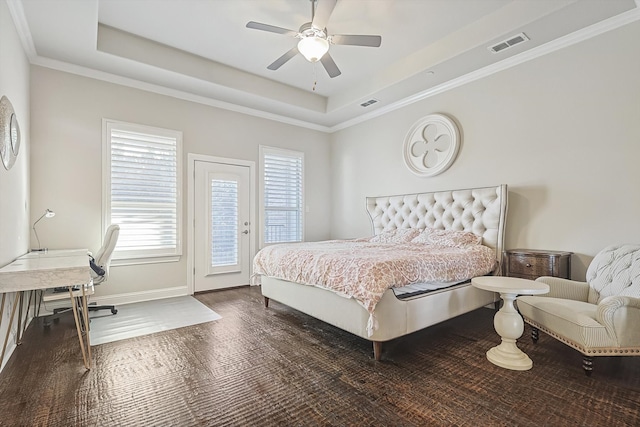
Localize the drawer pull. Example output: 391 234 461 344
526 263 532 268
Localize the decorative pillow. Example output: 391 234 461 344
410 229 432 244
411 228 482 248
370 228 421 243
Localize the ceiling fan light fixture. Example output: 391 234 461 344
298 36 329 62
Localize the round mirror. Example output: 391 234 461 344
0 96 19 170
10 113 20 155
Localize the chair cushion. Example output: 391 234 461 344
518 296 616 349
586 244 640 304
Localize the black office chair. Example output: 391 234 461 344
42 225 120 325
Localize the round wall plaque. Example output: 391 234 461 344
0 96 21 170
403 113 460 177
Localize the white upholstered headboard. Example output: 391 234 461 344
365 185 508 269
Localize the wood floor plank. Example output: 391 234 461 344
0 286 639 426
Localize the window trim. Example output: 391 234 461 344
102 119 183 265
259 145 305 249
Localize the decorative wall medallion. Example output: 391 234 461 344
403 113 460 177
0 96 21 170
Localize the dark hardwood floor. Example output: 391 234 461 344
1 286 639 426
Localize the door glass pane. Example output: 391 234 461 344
211 179 238 267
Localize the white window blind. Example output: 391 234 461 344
104 120 182 261
261 147 304 245
210 179 238 267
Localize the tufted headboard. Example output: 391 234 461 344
365 184 508 270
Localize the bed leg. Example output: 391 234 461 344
263 296 269 308
373 341 382 361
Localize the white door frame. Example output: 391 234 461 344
187 153 256 294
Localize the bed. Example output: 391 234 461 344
254 184 508 360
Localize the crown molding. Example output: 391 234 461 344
6 0 37 61
30 56 331 133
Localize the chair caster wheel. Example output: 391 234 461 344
111 308 118 315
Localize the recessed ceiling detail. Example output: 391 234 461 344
11 0 640 130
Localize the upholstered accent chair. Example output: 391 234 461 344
517 244 640 376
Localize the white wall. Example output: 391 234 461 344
18 3 640 308
330 20 640 280
30 67 332 302
0 0 31 371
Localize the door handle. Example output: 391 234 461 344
242 230 250 235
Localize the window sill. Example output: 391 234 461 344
112 255 181 267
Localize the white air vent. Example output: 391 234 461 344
360 99 379 107
488 32 529 53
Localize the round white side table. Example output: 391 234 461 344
471 276 550 371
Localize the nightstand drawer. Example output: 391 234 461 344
508 255 552 277
505 249 572 280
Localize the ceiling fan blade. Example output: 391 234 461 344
312 0 337 30
320 52 341 78
246 21 297 36
331 34 382 47
267 47 299 70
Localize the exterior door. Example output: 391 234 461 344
194 160 251 291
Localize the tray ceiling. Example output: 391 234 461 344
11 0 640 131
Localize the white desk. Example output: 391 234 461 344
0 249 93 369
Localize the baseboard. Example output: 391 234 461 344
0 343 16 373
0 315 35 374
91 286 190 306
39 286 190 315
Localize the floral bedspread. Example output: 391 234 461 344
252 239 496 332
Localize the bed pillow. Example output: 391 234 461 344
369 228 421 243
411 228 482 248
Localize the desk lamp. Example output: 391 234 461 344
32 208 55 251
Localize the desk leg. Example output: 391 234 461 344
16 292 23 345
36 290 43 318
81 285 91 364
19 291 33 344
1 293 21 365
0 294 5 328
0 294 4 363
69 287 90 370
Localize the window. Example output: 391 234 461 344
260 146 304 246
103 120 182 263
210 178 238 267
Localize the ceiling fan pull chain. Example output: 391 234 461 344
312 62 318 91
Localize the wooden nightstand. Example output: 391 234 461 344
505 249 572 280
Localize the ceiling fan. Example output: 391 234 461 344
246 0 382 78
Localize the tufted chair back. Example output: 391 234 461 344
585 244 640 304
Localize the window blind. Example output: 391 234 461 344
210 179 238 267
106 123 181 259
263 150 303 244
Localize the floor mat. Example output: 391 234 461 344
89 296 221 346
